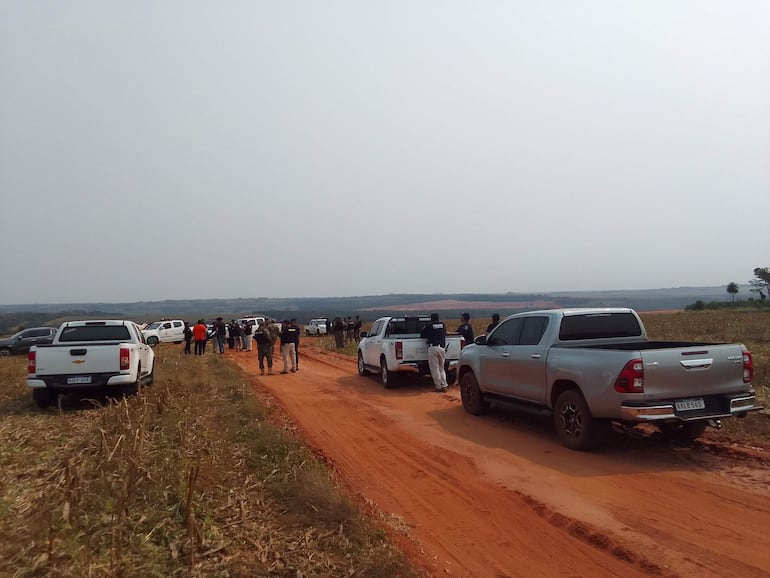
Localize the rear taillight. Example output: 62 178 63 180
28 351 36 374
120 347 130 370
395 341 403 360
614 358 644 393
743 351 754 383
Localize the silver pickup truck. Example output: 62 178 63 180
457 308 762 450
357 315 465 388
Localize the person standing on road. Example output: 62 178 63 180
457 312 474 346
280 319 299 373
421 313 448 392
214 317 226 353
192 319 208 356
242 320 253 351
332 316 345 349
291 319 301 370
253 319 274 375
486 313 500 334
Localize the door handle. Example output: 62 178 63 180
501 352 510 357
530 354 542 359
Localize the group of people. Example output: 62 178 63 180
328 315 362 348
182 317 303 376
420 312 501 392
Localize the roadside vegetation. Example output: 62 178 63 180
0 352 417 577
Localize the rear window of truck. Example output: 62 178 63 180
558 313 642 340
59 325 132 342
388 318 430 335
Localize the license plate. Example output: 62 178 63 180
67 376 92 385
675 398 705 411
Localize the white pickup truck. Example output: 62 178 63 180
357 315 465 388
305 318 328 336
141 319 186 346
27 320 155 408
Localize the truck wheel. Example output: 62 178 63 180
32 389 57 409
554 390 608 451
0 348 11 357
658 421 707 442
147 336 159 347
357 352 370 376
380 357 397 389
460 372 489 415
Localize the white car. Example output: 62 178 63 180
142 319 186 346
305 318 328 336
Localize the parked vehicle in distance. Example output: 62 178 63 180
237 316 266 331
27 320 155 408
0 327 58 357
357 316 465 388
457 308 762 450
141 319 186 346
305 318 329 336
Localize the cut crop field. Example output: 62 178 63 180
1 309 769 577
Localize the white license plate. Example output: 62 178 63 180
675 398 705 411
67 376 92 385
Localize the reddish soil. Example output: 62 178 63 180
228 341 770 578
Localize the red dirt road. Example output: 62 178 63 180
229 341 770 578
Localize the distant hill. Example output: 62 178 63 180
0 285 748 335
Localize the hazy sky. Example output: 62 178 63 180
2 1 768 305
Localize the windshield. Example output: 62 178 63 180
144 322 162 330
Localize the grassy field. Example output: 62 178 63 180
322 310 770 438
0 352 417 577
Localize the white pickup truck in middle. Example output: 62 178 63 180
357 315 465 388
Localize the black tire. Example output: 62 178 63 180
380 356 397 389
460 372 489 415
554 389 608 451
32 389 57 408
147 336 159 347
357 352 370 376
0 348 11 358
144 367 154 386
658 421 707 442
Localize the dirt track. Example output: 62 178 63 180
229 340 770 578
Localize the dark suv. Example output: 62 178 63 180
0 327 58 357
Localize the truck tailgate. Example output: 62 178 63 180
34 344 122 377
641 344 747 400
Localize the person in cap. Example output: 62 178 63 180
456 312 474 346
420 313 449 392
253 318 275 375
280 319 299 373
486 313 500 334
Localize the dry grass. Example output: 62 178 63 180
0 351 418 577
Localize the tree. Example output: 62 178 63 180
726 282 739 302
750 267 770 300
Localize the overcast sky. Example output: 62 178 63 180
1 1 768 305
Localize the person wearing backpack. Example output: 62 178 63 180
253 319 274 375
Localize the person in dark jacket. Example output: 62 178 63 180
183 321 193 354
420 313 449 392
486 313 500 334
456 312 474 346
280 319 300 373
253 319 274 375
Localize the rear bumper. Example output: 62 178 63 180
27 372 135 389
392 360 459 374
621 393 762 422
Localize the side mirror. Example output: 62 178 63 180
359 331 368 338
474 335 487 346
